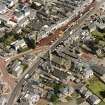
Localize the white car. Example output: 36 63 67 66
24 74 30 79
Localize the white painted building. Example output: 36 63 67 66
83 68 94 80
11 39 27 51
87 95 101 105
25 93 40 105
4 0 18 8
0 3 8 14
12 65 23 77
0 96 7 105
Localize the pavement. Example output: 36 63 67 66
36 99 48 105
0 58 16 95
6 45 48 65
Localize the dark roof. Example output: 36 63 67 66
87 95 100 105
90 64 105 76
51 68 69 80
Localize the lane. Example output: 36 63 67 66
6 45 48 66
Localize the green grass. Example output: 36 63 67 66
87 77 105 99
0 35 17 45
65 96 72 101
76 97 85 105
18 47 30 53
91 30 105 37
98 40 105 46
22 64 28 71
98 101 105 105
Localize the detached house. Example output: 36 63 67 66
83 68 94 80
10 3 30 23
50 53 71 71
78 86 101 105
11 39 27 51
4 0 18 8
87 95 101 105
0 3 8 14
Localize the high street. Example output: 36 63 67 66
7 0 105 105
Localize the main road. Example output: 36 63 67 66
7 0 104 105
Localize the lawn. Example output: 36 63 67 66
87 77 105 100
98 101 105 105
18 47 30 53
91 30 105 37
98 40 105 46
0 34 17 45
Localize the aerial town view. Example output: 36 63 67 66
1 0 105 105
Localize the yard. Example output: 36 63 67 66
87 77 105 100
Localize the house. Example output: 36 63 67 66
7 19 17 27
90 64 105 76
18 17 29 27
23 6 30 17
95 15 105 32
31 1 42 10
90 64 105 83
51 68 70 82
80 29 92 41
84 90 92 99
12 64 23 77
59 85 74 96
87 95 101 105
96 48 104 57
11 11 24 23
79 86 87 96
47 89 55 99
78 86 101 105
10 4 30 23
95 21 105 32
11 60 22 69
100 74 105 83
78 86 92 99
19 0 32 4
0 81 7 95
24 92 40 105
88 22 96 32
48 85 74 99
0 95 7 105
40 61 70 82
22 54 35 64
4 0 18 8
69 75 76 81
10 60 23 77
83 68 94 80
11 39 27 51
0 3 8 14
50 53 71 70
0 14 17 28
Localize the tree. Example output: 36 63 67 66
100 91 105 98
25 38 36 49
50 94 59 103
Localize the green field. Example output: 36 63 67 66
87 77 105 100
